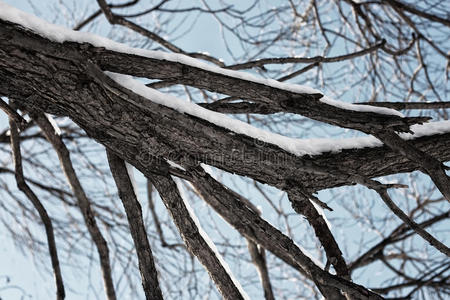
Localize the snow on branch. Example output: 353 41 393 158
105 71 450 157
0 1 403 117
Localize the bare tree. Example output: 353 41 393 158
0 0 449 299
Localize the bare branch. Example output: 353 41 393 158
225 40 386 70
382 0 450 27
32 113 117 300
375 188 450 257
95 0 225 67
354 101 450 110
106 151 163 300
8 117 65 300
288 191 350 279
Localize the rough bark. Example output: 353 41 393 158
187 166 380 300
1 20 449 197
106 151 164 300
148 172 248 300
288 192 350 278
32 113 117 300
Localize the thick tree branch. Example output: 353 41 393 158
186 166 383 300
0 23 449 195
374 130 450 202
0 19 430 136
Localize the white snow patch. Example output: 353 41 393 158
45 113 61 136
295 242 325 269
200 163 219 180
125 162 140 204
166 160 185 171
321 95 403 116
175 179 250 300
106 72 450 157
310 200 332 230
0 1 402 116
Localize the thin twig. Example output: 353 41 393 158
225 40 385 70
375 188 450 257
95 0 225 66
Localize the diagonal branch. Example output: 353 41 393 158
354 101 450 110
146 180 184 249
0 98 27 130
1 27 449 194
106 151 164 300
194 183 275 300
288 191 350 279
146 166 249 300
349 210 450 271
32 113 117 300
187 166 383 300
73 0 139 31
247 242 275 300
383 0 450 27
95 0 225 67
374 130 450 202
374 188 450 257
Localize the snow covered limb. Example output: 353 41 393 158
1 1 449 299
0 19 448 194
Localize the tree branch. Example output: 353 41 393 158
288 191 350 279
95 0 225 67
146 165 249 300
374 188 450 257
8 117 65 300
354 101 450 110
32 113 117 300
225 40 386 70
106 151 163 300
383 0 450 27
